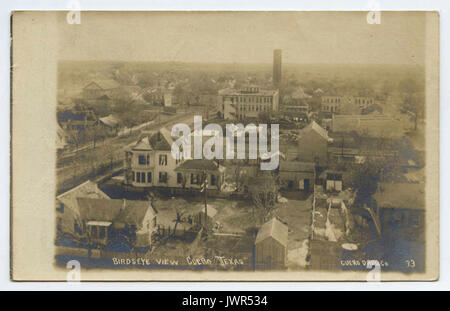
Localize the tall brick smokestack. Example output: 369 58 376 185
273 49 282 88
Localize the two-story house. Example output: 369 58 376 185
125 128 181 188
124 128 226 192
296 121 331 167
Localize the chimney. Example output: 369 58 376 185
273 49 282 89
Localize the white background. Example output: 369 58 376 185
0 0 448 291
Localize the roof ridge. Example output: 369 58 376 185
57 180 94 199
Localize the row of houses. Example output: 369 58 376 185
55 179 289 270
57 111 121 151
121 117 403 196
321 95 375 115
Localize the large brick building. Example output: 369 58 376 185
218 85 279 120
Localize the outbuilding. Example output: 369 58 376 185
255 218 288 270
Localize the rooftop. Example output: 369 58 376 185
83 79 120 90
255 217 288 247
219 87 278 97
77 198 156 226
99 114 120 127
132 128 174 151
298 121 329 141
175 159 222 172
57 180 109 214
279 161 315 173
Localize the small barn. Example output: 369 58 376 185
99 114 120 135
255 218 288 270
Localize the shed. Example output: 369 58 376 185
255 218 288 270
319 170 345 192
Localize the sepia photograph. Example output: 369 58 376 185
10 10 439 281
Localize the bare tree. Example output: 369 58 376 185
248 172 280 225
67 130 82 154
349 158 401 237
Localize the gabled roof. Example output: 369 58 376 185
56 180 109 215
279 161 315 173
132 128 174 151
291 88 311 100
255 218 288 247
299 121 329 141
99 114 119 127
84 79 120 90
133 136 152 151
314 88 324 94
175 159 221 172
77 198 155 226
149 128 173 151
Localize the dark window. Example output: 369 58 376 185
137 172 141 183
74 222 82 235
99 227 106 239
91 226 98 238
159 155 167 166
138 155 147 165
57 203 64 213
141 172 146 183
147 172 152 183
210 174 216 186
191 174 200 185
177 173 183 184
159 172 168 183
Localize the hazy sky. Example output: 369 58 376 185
58 11 426 65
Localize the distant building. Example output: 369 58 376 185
281 88 312 119
164 91 173 107
321 95 374 115
82 79 120 100
255 218 288 270
330 114 403 139
98 114 120 135
296 121 330 166
279 161 315 191
145 87 165 105
218 85 279 120
319 170 345 192
174 159 225 192
313 88 324 96
273 49 282 88
327 134 398 162
58 109 98 131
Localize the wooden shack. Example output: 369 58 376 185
255 218 288 270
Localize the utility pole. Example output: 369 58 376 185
200 170 208 238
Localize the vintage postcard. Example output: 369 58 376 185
11 11 439 281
